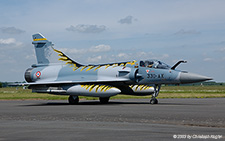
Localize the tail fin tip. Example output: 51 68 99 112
33 33 46 39
32 33 47 42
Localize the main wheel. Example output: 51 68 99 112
150 98 158 104
99 97 110 104
68 95 79 105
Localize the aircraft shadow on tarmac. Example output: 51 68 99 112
22 101 148 106
21 100 202 106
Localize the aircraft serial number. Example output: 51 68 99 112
147 74 164 79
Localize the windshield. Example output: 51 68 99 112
140 60 171 69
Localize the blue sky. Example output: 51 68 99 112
0 0 225 82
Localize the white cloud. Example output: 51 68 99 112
87 55 102 63
0 27 25 34
89 44 111 53
117 53 127 58
0 38 16 44
59 48 86 55
203 58 213 62
0 38 23 49
161 54 169 59
66 24 106 33
59 44 111 55
113 52 169 62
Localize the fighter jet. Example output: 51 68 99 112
24 33 212 104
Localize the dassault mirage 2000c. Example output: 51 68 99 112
24 33 212 104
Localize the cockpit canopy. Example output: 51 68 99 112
140 60 171 69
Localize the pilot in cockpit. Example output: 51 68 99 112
140 60 171 69
145 61 154 68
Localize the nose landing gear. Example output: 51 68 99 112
150 84 161 104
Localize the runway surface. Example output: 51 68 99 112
0 98 224 140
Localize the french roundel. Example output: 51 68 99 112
35 71 41 78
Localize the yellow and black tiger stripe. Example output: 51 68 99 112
81 84 116 92
129 85 153 91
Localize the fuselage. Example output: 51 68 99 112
25 60 183 85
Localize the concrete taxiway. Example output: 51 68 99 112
0 98 224 140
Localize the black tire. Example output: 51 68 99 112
150 98 158 104
68 95 79 105
99 97 110 104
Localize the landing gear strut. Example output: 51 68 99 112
68 95 79 105
150 84 161 104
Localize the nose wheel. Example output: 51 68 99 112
150 84 161 104
150 98 158 104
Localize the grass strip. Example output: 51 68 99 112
0 86 225 100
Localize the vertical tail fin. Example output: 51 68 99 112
32 33 54 64
32 33 83 67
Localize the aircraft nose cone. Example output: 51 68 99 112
180 72 212 84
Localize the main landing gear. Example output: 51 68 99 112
99 97 110 104
150 84 161 104
68 95 79 105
